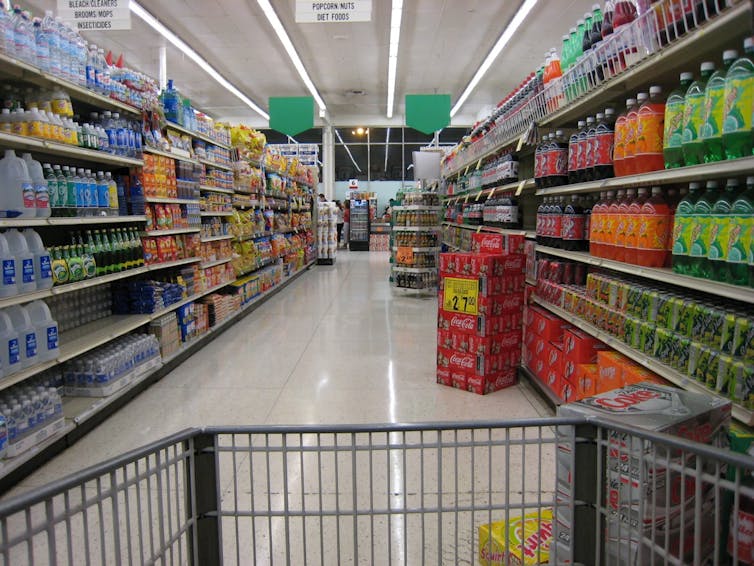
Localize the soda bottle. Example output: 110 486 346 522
593 108 616 180
636 187 671 268
613 98 636 176
589 191 607 257
663 72 694 169
584 114 600 182
624 92 647 176
682 62 715 166
568 122 584 184
550 130 569 188
726 176 754 286
672 182 702 275
635 85 665 174
701 50 738 163
708 178 740 281
601 190 618 259
614 188 633 262
534 135 546 189
723 38 754 160
602 0 615 40
608 189 626 260
551 196 564 249
613 1 638 72
665 186 682 268
688 180 720 279
576 117 594 182
624 187 648 265
562 195 586 252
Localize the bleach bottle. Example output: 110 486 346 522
21 153 50 218
5 229 35 294
0 149 36 218
23 229 52 290
26 300 58 362
0 311 21 375
6 305 37 369
0 233 16 298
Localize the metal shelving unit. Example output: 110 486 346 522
0 131 144 167
198 258 232 270
198 158 232 172
143 146 200 165
164 121 231 150
199 234 234 243
143 227 200 237
199 185 235 195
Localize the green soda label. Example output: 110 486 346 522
672 212 693 256
701 84 725 140
723 76 754 134
708 208 731 261
727 214 752 263
663 100 685 149
682 92 705 143
82 255 96 278
690 215 711 258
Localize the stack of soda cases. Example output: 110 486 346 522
436 249 525 395
553 383 731 565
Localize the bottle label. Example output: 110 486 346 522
708 212 731 262
51 98 68 116
625 214 640 250
625 119 637 158
723 76 754 134
22 182 35 209
637 108 665 155
690 215 711 258
637 213 671 251
83 255 97 278
700 83 725 140
52 260 69 285
47 181 57 208
550 148 567 177
567 142 578 173
535 151 542 178
22 258 34 284
25 332 36 358
682 93 704 144
2 259 15 286
35 183 49 208
615 213 628 247
727 214 753 264
585 135 596 169
39 254 52 280
594 131 614 166
8 338 19 365
663 100 685 149
551 215 562 240
29 120 43 138
47 326 58 350
562 214 585 241
589 212 601 244
576 139 587 171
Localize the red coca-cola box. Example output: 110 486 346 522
450 330 470 353
437 366 452 386
447 349 476 373
438 329 454 350
437 310 500 337
523 342 534 369
467 368 518 395
469 253 526 277
439 253 458 276
451 370 468 390
468 334 501 356
524 327 537 350
471 232 526 255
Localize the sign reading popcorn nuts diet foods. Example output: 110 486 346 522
296 1 372 23
57 0 131 31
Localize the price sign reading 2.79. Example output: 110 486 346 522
443 277 479 315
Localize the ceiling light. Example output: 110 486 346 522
386 0 403 118
257 0 327 113
357 127 365 135
450 0 539 118
129 1 269 120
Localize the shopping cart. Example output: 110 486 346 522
0 417 752 565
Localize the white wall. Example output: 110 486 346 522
318 181 410 212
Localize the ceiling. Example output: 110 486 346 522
24 0 595 129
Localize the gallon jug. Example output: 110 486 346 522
25 300 58 362
0 149 35 218
0 311 20 376
22 229 52 290
21 153 50 217
4 229 35 293
4 306 35 370
0 233 16 298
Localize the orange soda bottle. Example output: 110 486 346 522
624 92 648 176
624 187 648 265
636 186 671 267
635 86 666 174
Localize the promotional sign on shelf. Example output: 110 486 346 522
442 277 479 315
396 247 414 265
57 0 131 30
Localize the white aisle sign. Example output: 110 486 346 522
296 1 372 23
57 0 131 31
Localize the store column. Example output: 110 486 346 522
322 125 335 201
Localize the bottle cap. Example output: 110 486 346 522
584 12 592 19
586 116 595 123
649 85 662 95
744 37 754 49
626 98 636 106
706 181 719 188
747 176 754 185
577 19 584 25
577 120 586 127
604 108 615 116
592 3 601 9
727 178 739 187
555 129 564 136
700 61 715 72
596 112 605 120
680 72 694 81
562 34 570 41
637 92 648 101
723 50 739 61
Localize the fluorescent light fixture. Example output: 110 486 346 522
450 0 538 118
386 0 403 118
129 1 269 120
384 127 390 172
334 129 362 172
257 0 327 113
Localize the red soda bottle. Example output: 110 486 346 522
562 195 586 251
593 108 616 180
577 117 594 182
568 121 584 184
551 130 569 187
551 196 564 249
584 114 600 182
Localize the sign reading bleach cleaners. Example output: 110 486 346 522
57 0 131 31
296 1 372 23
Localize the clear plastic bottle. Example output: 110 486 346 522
6 305 37 369
21 153 50 217
41 11 60 77
32 17 49 73
0 0 12 56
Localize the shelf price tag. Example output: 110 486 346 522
464 194 470 204
487 187 495 200
475 159 483 170
515 180 526 196
396 246 414 265
442 277 479 315
476 225 483 233
463 166 470 176
475 190 483 201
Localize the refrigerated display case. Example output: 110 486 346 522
349 199 370 251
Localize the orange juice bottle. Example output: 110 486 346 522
636 186 671 268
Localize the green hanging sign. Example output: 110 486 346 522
405 94 451 134
269 96 314 137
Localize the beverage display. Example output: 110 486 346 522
683 62 715 166
702 50 738 162
623 92 647 176
726 176 754 286
723 38 754 160
613 98 635 177
623 187 647 265
672 182 702 275
561 195 586 251
593 108 616 179
635 86 665 173
689 180 720 279
663 72 695 168
708 178 739 280
636 186 671 268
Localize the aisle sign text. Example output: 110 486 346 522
57 0 131 31
443 277 479 315
296 1 372 23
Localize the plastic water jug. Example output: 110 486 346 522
23 229 52 290
0 233 16 298
0 311 21 375
21 153 50 217
0 149 35 218
25 300 58 362
6 305 37 369
4 229 35 294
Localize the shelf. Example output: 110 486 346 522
199 185 235 195
200 211 234 217
58 314 152 363
391 226 441 232
234 257 280 278
199 234 234 243
143 196 198 205
146 257 202 270
52 266 150 295
198 257 232 270
441 222 527 236
0 420 74 481
391 247 441 252
392 205 444 211
164 121 231 149
531 296 754 426
143 146 200 165
46 216 146 225
198 158 232 171
0 131 143 167
0 359 60 393
0 52 141 116
392 266 438 273
143 227 200 237
145 281 232 321
535 245 754 305
535 156 754 197
518 365 563 409
445 178 536 200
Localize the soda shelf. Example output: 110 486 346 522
200 211 234 217
0 131 144 167
143 227 200 237
198 257 232 270
142 146 200 165
391 266 438 273
0 52 141 117
198 158 232 172
535 245 754 305
164 121 230 150
143 197 198 205
199 234 234 243
441 221 529 237
392 205 444 211
392 226 442 232
518 365 564 409
444 178 536 201
535 155 754 197
46 216 147 225
199 185 235 195
531 296 754 426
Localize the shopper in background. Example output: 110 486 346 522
343 199 350 248
318 193 326 202
335 200 344 245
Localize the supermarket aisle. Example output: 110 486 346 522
9 252 550 493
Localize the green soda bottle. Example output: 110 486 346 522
708 178 740 281
723 38 754 160
672 182 702 275
701 50 738 163
682 62 715 166
664 72 694 169
688 180 720 279
726 176 754 286
63 165 75 217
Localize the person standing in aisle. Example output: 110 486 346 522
343 199 350 248
335 200 344 246
318 193 326 202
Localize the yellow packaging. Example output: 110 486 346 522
478 508 553 565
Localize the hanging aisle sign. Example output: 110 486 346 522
57 0 131 31
296 1 372 23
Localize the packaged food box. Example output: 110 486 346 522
478 509 553 566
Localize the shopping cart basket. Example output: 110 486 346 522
0 417 752 565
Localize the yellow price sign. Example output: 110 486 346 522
475 190 483 201
396 246 414 265
442 277 479 315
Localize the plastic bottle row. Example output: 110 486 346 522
0 299 58 378
50 229 145 284
0 382 63 453
48 285 111 333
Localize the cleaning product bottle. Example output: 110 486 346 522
6 305 37 369
0 232 16 298
682 62 715 166
25 300 58 362
5 228 35 293
672 182 702 275
22 229 52 290
701 50 738 163
635 86 666 173
0 311 20 375
708 178 740 281
688 180 720 279
0 149 36 218
726 176 754 286
663 72 694 169
21 153 50 218
723 38 754 160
